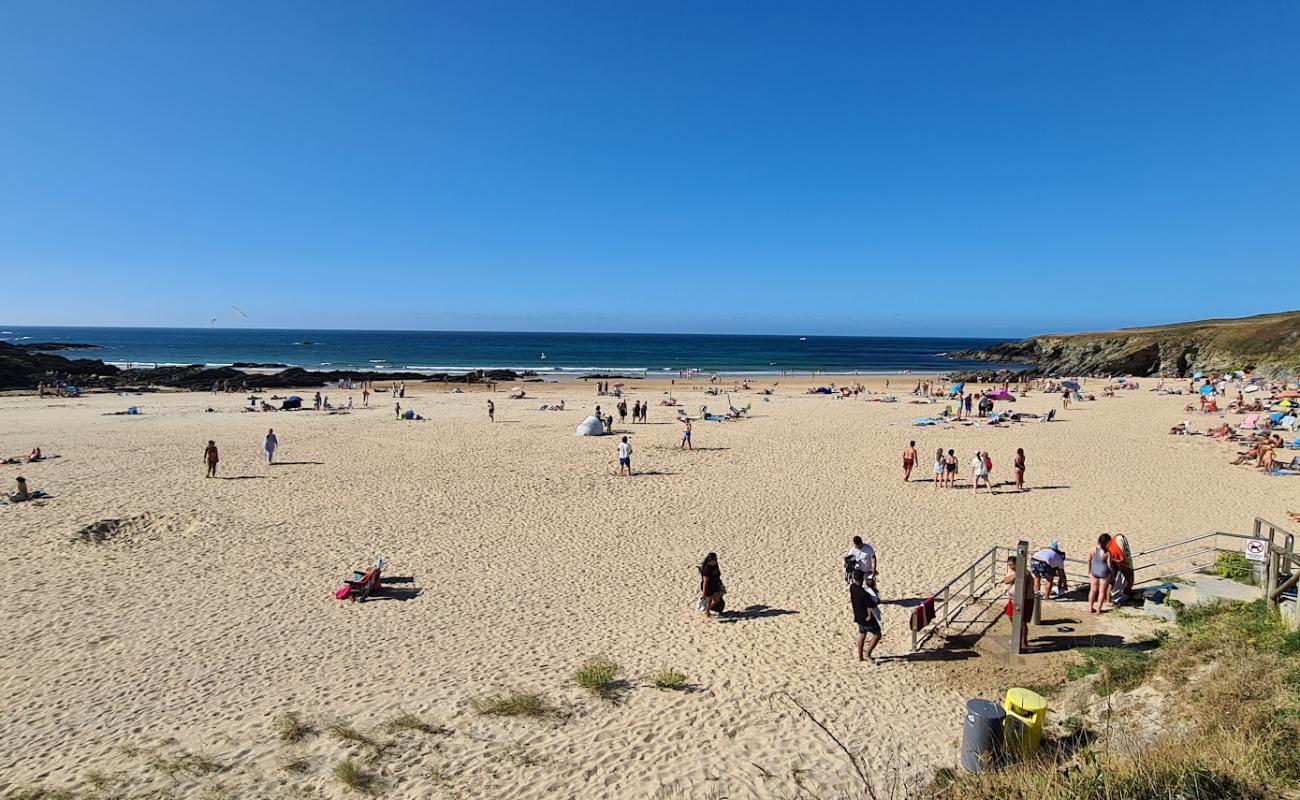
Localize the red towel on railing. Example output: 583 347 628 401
910 596 936 631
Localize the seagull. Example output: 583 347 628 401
231 306 248 318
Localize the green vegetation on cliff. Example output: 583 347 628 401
955 310 1300 378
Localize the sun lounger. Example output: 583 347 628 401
337 559 384 602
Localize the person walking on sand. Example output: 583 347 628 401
487 399 495 422
1089 534 1116 615
617 400 627 424
698 553 724 617
362 388 369 407
204 440 219 478
971 450 991 493
1013 447 1026 492
932 447 944 490
262 429 278 464
395 402 401 420
617 435 633 476
903 441 917 482
850 570 882 662
680 418 693 450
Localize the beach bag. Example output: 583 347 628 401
335 585 352 601
984 453 993 471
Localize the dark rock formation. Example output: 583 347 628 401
948 311 1300 378
0 341 524 391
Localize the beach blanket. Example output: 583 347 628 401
912 417 946 426
909 597 936 632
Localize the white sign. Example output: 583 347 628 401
1244 539 1269 563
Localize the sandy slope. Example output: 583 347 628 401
0 377 1290 798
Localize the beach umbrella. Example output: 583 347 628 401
1276 391 1300 399
1061 380 1080 391
987 391 1015 401
1199 385 1214 395
1192 371 1204 379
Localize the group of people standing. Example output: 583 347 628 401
904 441 1026 493
617 400 649 424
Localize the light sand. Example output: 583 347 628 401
0 377 1291 798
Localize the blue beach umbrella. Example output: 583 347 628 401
1199 385 1213 395
1061 380 1080 391
1192 371 1204 379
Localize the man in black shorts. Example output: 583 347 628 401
850 570 881 662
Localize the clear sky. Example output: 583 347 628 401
2 2 1297 337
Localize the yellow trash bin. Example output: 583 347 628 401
1003 687 1048 759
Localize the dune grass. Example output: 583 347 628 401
332 758 378 794
470 690 564 719
645 667 690 691
929 600 1300 800
381 711 450 737
144 750 223 781
273 711 316 743
573 656 623 701
1064 645 1154 694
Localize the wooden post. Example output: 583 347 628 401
1010 540 1029 659
1267 548 1279 615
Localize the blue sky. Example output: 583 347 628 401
2 2 1297 337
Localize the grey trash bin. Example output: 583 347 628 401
960 698 1005 773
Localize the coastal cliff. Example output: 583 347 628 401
949 311 1300 379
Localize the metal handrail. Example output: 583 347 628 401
911 521 1300 652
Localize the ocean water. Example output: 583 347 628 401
0 326 1017 376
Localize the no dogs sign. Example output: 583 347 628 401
1244 539 1268 563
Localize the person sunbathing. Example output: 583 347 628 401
1168 421 1189 435
1205 423 1235 440
27 447 42 462
1231 445 1261 465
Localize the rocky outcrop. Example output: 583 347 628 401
0 341 525 391
0 341 120 389
949 311 1300 378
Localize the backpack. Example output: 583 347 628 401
983 453 993 471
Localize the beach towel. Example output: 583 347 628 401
1240 414 1259 430
909 596 936 631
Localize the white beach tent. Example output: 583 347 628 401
575 415 605 436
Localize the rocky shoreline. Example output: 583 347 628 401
0 341 526 391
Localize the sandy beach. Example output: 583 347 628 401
0 376 1291 798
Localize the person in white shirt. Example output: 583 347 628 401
616 436 633 476
844 535 877 581
971 451 991 493
1030 541 1068 598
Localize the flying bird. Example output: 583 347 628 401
231 306 248 318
